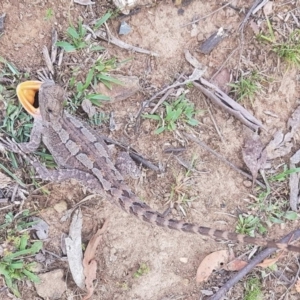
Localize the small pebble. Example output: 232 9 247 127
179 257 188 263
54 200 68 213
119 21 131 35
243 180 252 188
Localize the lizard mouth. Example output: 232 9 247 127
16 81 42 118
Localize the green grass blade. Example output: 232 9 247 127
0 163 26 187
56 41 77 52
94 11 112 29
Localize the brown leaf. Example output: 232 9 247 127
242 133 267 185
196 250 230 283
257 253 282 268
295 279 300 293
212 68 231 93
82 219 109 300
225 259 248 271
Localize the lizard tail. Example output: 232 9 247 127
116 193 300 253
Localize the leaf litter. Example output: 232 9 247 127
266 105 300 160
242 130 267 186
196 249 248 283
65 208 85 289
82 219 109 300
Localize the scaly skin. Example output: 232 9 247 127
7 80 300 253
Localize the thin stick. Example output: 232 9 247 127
184 133 266 188
150 88 174 114
181 2 233 28
95 27 159 57
238 0 265 31
208 229 300 300
278 258 300 300
210 47 238 81
203 98 225 143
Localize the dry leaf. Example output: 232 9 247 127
193 78 264 131
81 99 96 118
196 250 230 283
266 105 300 159
242 133 267 185
266 130 293 159
290 149 300 211
65 208 85 289
295 279 300 293
211 68 231 93
225 259 248 271
257 253 282 268
74 0 95 5
82 219 109 300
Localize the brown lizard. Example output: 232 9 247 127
1 80 300 253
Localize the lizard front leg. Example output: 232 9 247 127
14 120 44 153
0 137 108 196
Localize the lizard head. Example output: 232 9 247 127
39 81 65 122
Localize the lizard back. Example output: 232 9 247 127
35 81 300 253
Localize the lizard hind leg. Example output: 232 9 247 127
0 137 103 194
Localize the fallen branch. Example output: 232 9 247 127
208 229 300 300
193 78 265 131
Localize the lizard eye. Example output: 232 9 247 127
47 108 53 113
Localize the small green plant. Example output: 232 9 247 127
244 277 263 300
68 57 123 109
258 19 300 67
273 32 300 66
0 102 33 142
89 112 109 126
248 190 298 227
229 71 262 102
0 100 56 173
0 210 38 234
236 215 267 236
44 8 54 21
73 58 121 106
0 212 43 297
167 155 199 216
269 166 300 182
133 263 150 278
143 93 200 134
0 234 42 297
56 20 88 52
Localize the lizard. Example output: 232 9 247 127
1 80 300 253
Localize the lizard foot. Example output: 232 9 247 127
0 137 22 153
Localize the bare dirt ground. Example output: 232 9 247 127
1 0 300 299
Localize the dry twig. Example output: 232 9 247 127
208 229 300 300
95 27 159 57
181 2 233 28
184 133 266 188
